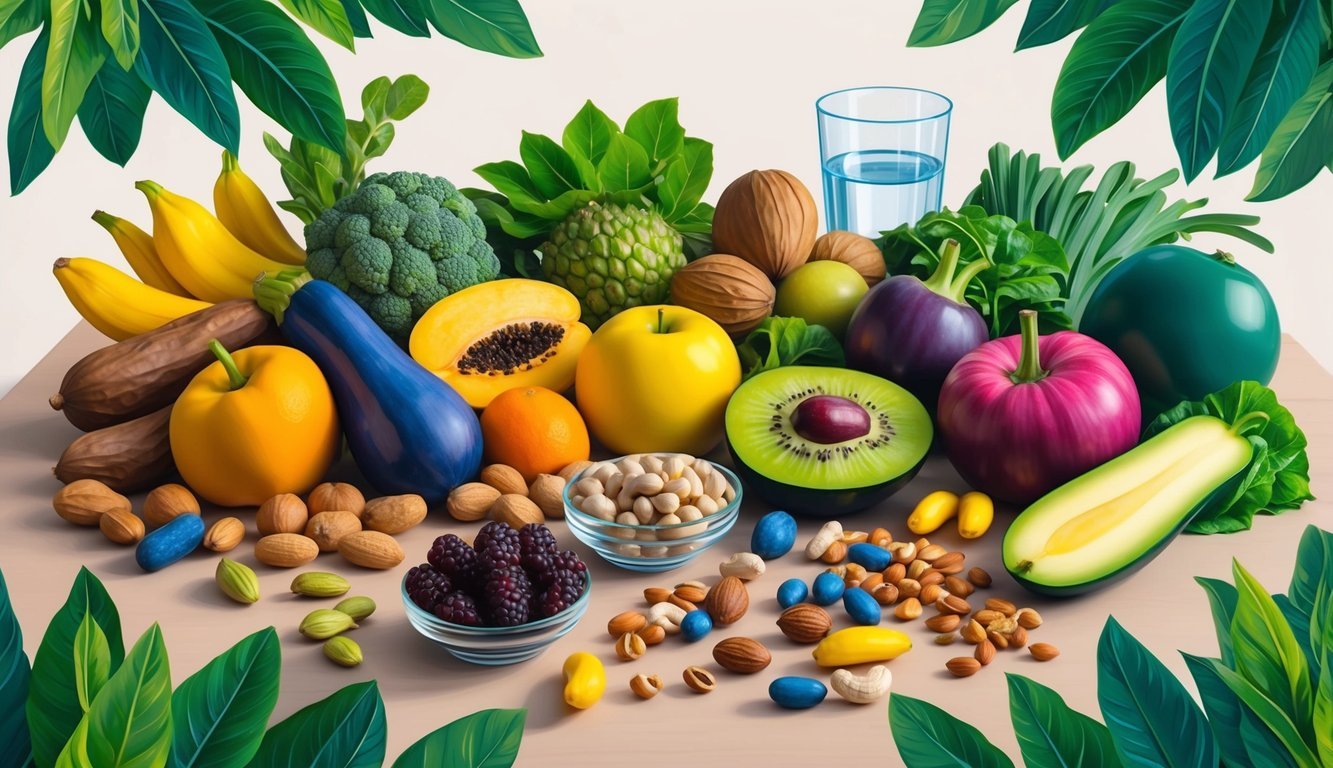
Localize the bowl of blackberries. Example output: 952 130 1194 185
402 521 592 665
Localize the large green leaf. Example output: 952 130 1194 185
391 708 526 768
8 28 53 194
1166 0 1274 180
597 132 650 194
358 0 428 36
1248 60 1333 200
518 131 581 199
1017 0 1115 50
888 693 1016 768
100 0 140 69
908 0 1021 46
1191 653 1321 767
339 0 370 36
474 160 543 212
169 627 279 768
1217 0 1321 174
55 624 172 768
195 0 344 154
27 567 125 768
1231 560 1315 740
71 613 111 713
657 137 713 223
421 0 539 57
77 60 151 165
247 681 386 768
1185 653 1301 768
1006 674 1117 767
135 0 239 152
1097 617 1218 767
561 100 617 190
0 0 44 48
1315 643 1332 767
623 97 684 167
1273 594 1319 684
1197 576 1240 665
1052 0 1191 158
381 73 427 119
275 0 354 50
42 0 106 149
0 568 33 768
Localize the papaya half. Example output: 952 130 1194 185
409 279 591 408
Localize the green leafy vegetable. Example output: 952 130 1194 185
889 693 1015 768
736 317 844 381
248 681 386 768
880 205 1071 337
1146 380 1313 533
0 568 31 768
392 708 526 768
169 627 280 768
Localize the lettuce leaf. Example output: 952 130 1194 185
736 317 844 380
1145 381 1314 534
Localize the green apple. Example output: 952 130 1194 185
773 260 869 337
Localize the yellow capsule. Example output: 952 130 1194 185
957 491 994 539
812 627 913 667
561 652 606 710
907 490 960 535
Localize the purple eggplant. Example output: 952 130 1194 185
844 239 989 406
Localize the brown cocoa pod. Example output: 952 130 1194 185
53 406 174 492
50 300 276 431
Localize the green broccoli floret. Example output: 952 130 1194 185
301 171 501 341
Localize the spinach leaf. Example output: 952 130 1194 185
736 317 844 380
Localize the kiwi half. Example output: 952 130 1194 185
725 366 932 517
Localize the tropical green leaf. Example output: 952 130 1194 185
561 100 617 190
657 137 713 222
623 97 684 166
474 160 542 210
135 0 239 152
169 628 279 768
195 0 344 153
1191 653 1321 767
55 624 172 768
1017 0 1115 50
71 613 111 713
908 0 1021 46
248 681 386 768
888 693 1016 768
1248 60 1333 200
1217 0 1321 175
1315 643 1332 767
359 0 428 36
26 567 125 768
1231 560 1314 740
275 0 354 50
100 0 141 69
383 73 427 119
391 708 526 768
421 0 540 58
1165 0 1274 180
1006 674 1118 768
0 0 44 48
339 0 370 36
1197 576 1240 665
1097 617 1218 767
1184 653 1302 768
1274 593 1319 684
42 0 106 149
519 131 581 199
1052 0 1191 158
0 567 32 768
77 61 151 165
8 27 55 195
597 132 651 193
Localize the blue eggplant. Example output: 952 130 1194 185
255 271 482 501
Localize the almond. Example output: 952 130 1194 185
643 587 672 605
637 624 666 646
989 631 1010 650
704 576 748 626
961 619 987 644
947 657 981 677
667 595 696 613
255 533 319 568
975 639 997 666
925 614 961 633
608 611 647 637
142 483 198 527
938 594 972 615
307 482 365 518
361 494 427 534
527 474 567 519
985 597 1017 616
257 494 308 536
338 530 404 569
490 494 543 528
1010 626 1029 648
917 543 948 562
1016 608 1043 629
919 570 945 587
973 609 1005 625
673 584 707 603
53 479 129 526
944 575 974 597
615 632 646 661
920 584 944 605
1030 642 1060 661
897 578 922 599
872 583 900 606
99 508 144 545
711 637 771 674
480 464 528 495
446 483 501 522
894 597 922 620
203 517 245 552
557 460 595 482
884 563 907 584
932 551 965 574
819 539 848 564
305 510 362 552
968 566 992 588
860 573 885 593
776 604 831 643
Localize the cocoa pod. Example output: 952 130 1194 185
54 406 174 492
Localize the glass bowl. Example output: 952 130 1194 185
401 571 591 666
563 454 742 572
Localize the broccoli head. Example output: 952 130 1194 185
302 171 501 341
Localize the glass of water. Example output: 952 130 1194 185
816 86 952 236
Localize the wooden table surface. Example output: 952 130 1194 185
2 324 1329 765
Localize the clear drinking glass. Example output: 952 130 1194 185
816 86 953 236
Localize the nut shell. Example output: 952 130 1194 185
53 479 130 526
307 482 365 518
809 231 885 286
776 604 832 643
99 508 145 545
338 530 405 569
490 494 544 528
712 169 818 280
711 637 771 674
480 464 528 495
361 494 427 534
254 533 319 568
447 483 501 522
257 494 308 536
669 255 775 335
203 517 245 552
304 510 362 553
142 483 199 527
527 474 567 520
704 576 748 626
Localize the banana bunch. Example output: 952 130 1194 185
61 153 308 340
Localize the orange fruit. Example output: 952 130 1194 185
480 386 591 483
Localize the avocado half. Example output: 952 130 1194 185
1003 415 1254 596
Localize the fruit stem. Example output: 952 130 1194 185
1230 410 1270 436
221 150 238 172
949 257 992 303
1213 250 1237 266
253 269 312 325
209 339 249 391
657 307 665 334
90 210 116 230
921 239 961 296
1010 310 1048 384
134 180 164 197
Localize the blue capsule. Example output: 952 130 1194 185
777 578 808 609
842 585 881 625
751 510 798 560
811 571 845 606
769 676 827 709
847 542 892 572
680 610 713 642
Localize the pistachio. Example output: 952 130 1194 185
334 596 376 622
300 608 357 640
215 558 259 605
290 572 351 598
323 636 363 667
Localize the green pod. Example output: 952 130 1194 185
290 571 351 598
334 596 376 622
215 558 260 604
323 636 363 667
299 608 357 640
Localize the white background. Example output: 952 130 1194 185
0 0 1329 397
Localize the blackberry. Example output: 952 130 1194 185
472 521 516 553
477 528 522 571
484 565 533 627
405 564 452 612
427 534 476 578
433 592 483 626
519 524 559 574
537 567 585 618
539 549 588 587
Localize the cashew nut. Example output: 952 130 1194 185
648 601 686 632
889 541 917 563
580 493 618 521
662 456 687 479
573 477 604 498
830 665 892 704
719 552 766 581
805 520 844 560
627 472 665 498
663 477 693 500
604 473 625 499
617 457 646 476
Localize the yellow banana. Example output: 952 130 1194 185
136 179 289 302
54 257 212 341
90 210 193 297
213 150 307 266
